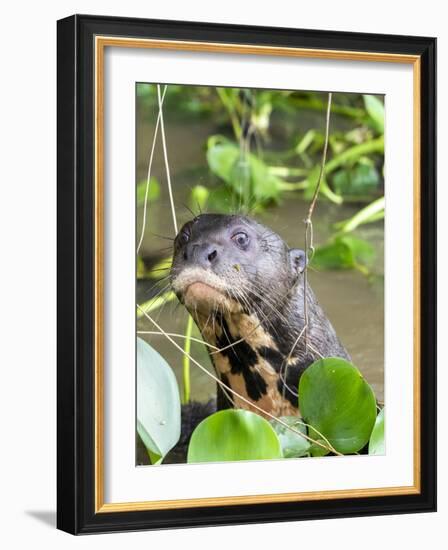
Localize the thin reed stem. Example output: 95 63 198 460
304 92 332 350
136 85 167 254
157 84 178 235
137 330 219 351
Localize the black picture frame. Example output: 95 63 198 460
57 14 436 535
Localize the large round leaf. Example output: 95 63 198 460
137 337 181 464
187 409 282 463
369 408 385 455
270 416 310 458
299 358 377 455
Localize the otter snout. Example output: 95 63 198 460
184 281 227 310
184 242 221 270
170 265 244 315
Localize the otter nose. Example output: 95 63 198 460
200 243 219 267
207 248 218 263
185 242 219 268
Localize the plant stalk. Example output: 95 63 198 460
182 315 194 404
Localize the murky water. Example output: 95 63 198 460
136 111 384 402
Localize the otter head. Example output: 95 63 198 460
170 214 306 320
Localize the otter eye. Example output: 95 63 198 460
232 231 249 249
178 230 190 246
175 224 192 249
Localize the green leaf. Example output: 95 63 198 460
311 235 375 271
147 257 172 279
187 409 283 463
190 185 210 211
270 417 310 458
363 95 384 134
311 237 355 270
137 338 181 464
369 408 385 455
137 291 177 318
302 165 343 205
295 129 316 155
148 449 162 465
137 256 173 280
299 358 377 454
335 196 385 233
205 185 237 213
249 154 282 203
325 136 384 174
228 156 251 196
136 177 160 205
308 438 331 457
136 256 147 279
206 137 282 207
206 138 240 183
332 164 380 196
341 235 375 265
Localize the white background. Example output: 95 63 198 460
0 1 444 548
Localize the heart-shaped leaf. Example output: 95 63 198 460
137 337 181 464
187 409 283 463
299 358 377 455
270 416 310 458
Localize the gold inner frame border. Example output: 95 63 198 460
94 36 421 513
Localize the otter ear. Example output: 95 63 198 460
289 248 307 274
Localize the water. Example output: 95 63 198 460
136 113 384 403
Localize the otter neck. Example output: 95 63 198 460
191 307 302 418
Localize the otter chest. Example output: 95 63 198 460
201 312 300 418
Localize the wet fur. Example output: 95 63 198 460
170 214 350 418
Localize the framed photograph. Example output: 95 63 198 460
57 14 436 534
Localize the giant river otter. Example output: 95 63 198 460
138 213 352 464
170 213 350 417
